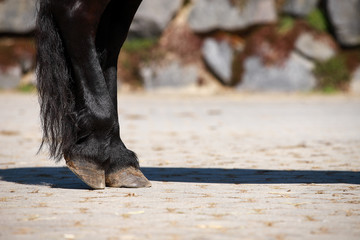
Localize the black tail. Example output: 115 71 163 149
36 0 75 161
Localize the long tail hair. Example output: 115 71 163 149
36 0 75 161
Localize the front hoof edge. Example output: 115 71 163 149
66 158 105 190
106 167 151 188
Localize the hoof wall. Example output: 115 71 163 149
66 158 105 189
106 167 151 188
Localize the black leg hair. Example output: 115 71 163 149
36 0 77 161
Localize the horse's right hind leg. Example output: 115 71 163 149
49 0 112 189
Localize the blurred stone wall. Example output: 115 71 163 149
0 0 37 89
0 0 359 93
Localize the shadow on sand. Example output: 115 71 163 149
0 166 359 189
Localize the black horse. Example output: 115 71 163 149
36 0 150 189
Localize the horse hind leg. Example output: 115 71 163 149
36 0 106 189
49 0 149 188
95 0 151 188
46 0 113 189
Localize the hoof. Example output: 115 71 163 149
65 157 105 190
106 167 151 188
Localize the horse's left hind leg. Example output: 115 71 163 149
96 0 151 188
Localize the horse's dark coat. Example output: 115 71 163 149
36 0 142 173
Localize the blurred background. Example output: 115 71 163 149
0 0 359 94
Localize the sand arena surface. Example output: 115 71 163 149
0 92 359 239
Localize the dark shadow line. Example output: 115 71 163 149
142 167 360 184
0 167 359 190
0 167 89 190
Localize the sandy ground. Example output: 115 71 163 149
0 92 359 240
